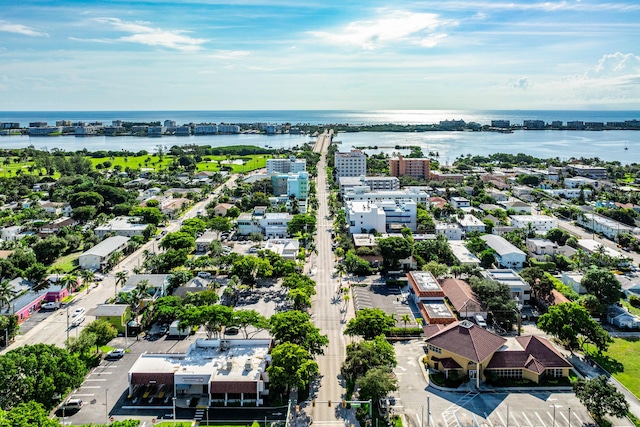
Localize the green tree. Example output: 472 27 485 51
422 260 448 278
356 366 398 406
160 231 195 252
181 304 233 339
65 330 97 355
0 278 12 313
84 319 118 352
344 308 396 340
71 205 97 222
574 375 629 421
520 267 554 301
0 401 62 427
469 277 516 329
267 342 319 394
129 206 163 225
209 216 232 238
232 309 268 339
32 236 67 264
377 236 413 270
581 268 622 314
150 296 184 325
0 344 86 410
288 288 312 311
115 270 129 297
269 310 328 355
341 335 396 382
537 302 612 353
287 214 317 236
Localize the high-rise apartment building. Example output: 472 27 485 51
334 150 367 178
389 156 431 179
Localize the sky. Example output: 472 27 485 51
1 0 639 111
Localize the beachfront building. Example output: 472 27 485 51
266 156 306 174
334 150 367 179
389 156 431 179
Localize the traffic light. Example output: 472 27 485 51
327 400 331 407
342 399 347 408
312 399 316 407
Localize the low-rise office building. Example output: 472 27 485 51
483 269 531 305
95 216 148 238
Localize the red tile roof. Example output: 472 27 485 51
426 320 507 363
439 278 484 314
486 335 573 371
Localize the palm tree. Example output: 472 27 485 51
114 271 129 298
415 318 424 328
60 274 78 294
400 313 412 329
335 263 347 282
79 270 95 294
50 266 64 283
0 278 12 314
109 251 123 270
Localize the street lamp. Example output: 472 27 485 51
514 297 523 336
105 388 109 424
172 397 177 427
568 407 571 427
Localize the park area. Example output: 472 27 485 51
590 337 640 398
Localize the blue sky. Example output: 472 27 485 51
1 0 639 110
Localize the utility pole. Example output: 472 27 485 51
66 306 70 341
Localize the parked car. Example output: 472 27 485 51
61 399 83 411
158 324 169 335
225 326 239 335
105 348 125 360
41 301 60 310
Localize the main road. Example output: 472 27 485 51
307 131 356 426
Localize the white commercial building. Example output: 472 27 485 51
338 176 400 196
343 187 430 205
236 212 293 238
480 234 527 270
543 188 593 199
564 177 599 188
509 215 557 234
266 156 306 174
334 150 367 178
575 239 630 266
128 338 272 407
346 200 417 234
483 269 531 305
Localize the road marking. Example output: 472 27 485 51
574 413 585 425
90 372 113 375
84 379 108 382
71 393 95 397
496 412 506 427
522 411 534 427
483 412 494 427
535 411 547 427
80 386 102 389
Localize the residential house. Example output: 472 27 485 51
439 278 485 320
457 214 486 234
450 197 470 209
525 238 558 261
0 226 23 242
263 239 300 260
448 241 480 266
510 215 557 234
92 304 131 334
121 274 170 300
39 217 78 235
576 213 636 240
436 223 464 240
561 271 586 295
214 203 235 217
607 305 640 329
500 200 532 213
95 216 148 238
480 235 527 270
78 236 129 271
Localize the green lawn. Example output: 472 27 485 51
589 337 640 398
154 422 193 427
51 251 82 273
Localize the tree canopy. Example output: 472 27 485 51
377 237 412 270
269 310 328 355
344 308 396 340
574 375 629 421
580 268 622 314
267 342 319 394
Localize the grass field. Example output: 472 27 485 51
0 153 269 178
51 251 81 273
589 337 640 398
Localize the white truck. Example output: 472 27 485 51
168 320 190 337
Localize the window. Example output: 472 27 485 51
546 368 563 378
427 344 441 354
494 369 522 379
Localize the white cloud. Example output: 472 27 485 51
0 21 48 37
432 1 640 13
93 18 207 52
208 50 251 59
309 11 456 50
509 76 530 89
588 52 640 77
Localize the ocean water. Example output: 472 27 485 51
0 110 638 163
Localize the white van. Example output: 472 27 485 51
71 313 85 327
474 314 487 328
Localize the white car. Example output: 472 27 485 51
41 301 60 310
71 307 85 318
105 348 125 360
